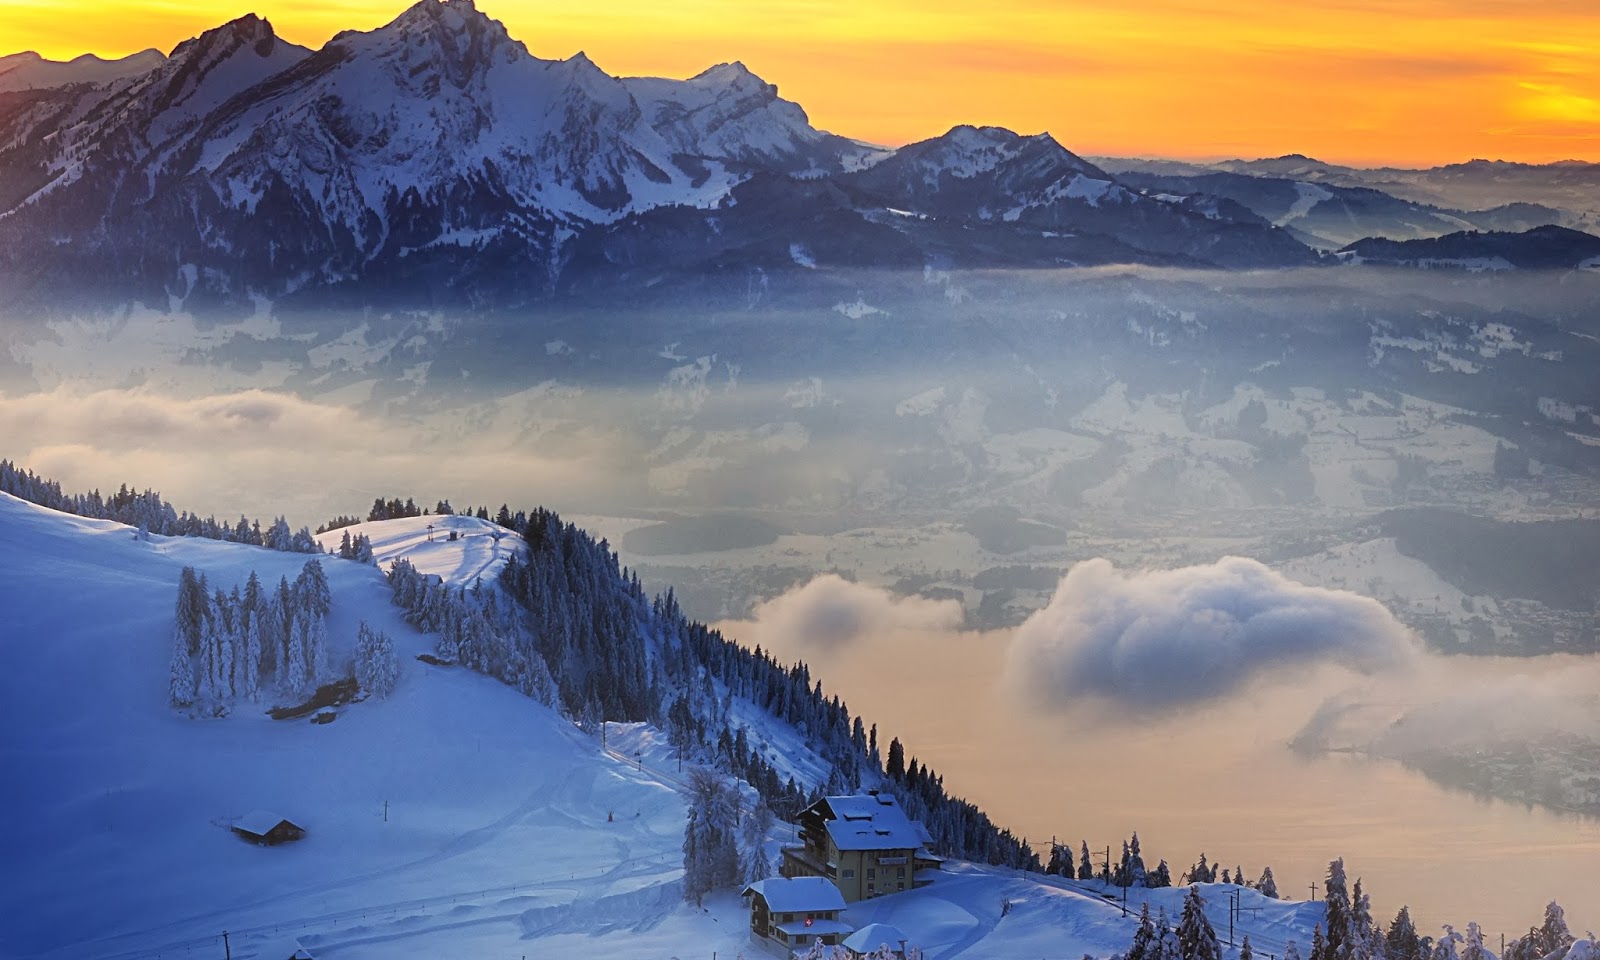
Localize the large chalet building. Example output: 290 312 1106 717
779 791 941 901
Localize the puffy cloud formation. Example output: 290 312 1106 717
1007 556 1416 711
746 574 964 653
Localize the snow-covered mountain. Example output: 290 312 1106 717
0 48 164 92
0 0 1327 313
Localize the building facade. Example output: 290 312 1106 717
780 792 940 902
743 876 852 955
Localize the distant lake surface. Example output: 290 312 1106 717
742 623 1600 941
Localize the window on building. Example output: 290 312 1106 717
898 882 905 890
867 868 876 879
843 869 855 879
783 913 793 922
897 867 906 878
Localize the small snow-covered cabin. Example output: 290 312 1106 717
843 922 911 958
231 811 306 846
743 876 852 955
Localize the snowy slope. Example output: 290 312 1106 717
312 513 522 585
0 491 1332 959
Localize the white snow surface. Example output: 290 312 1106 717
0 491 1332 959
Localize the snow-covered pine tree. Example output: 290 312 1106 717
266 517 293 551
1311 925 1329 960
1352 877 1380 960
1147 859 1172 888
175 566 207 656
1325 859 1353 960
168 624 195 708
1284 942 1302 960
1127 903 1158 960
1047 843 1065 876
355 621 399 698
1257 866 1280 899
1234 866 1245 886
1155 909 1183 960
241 609 262 702
1433 926 1462 960
1540 902 1575 957
1079 840 1095 881
1188 853 1212 886
1178 886 1221 960
1461 923 1491 960
1129 832 1148 887
739 802 774 885
682 767 741 906
353 533 375 564
1386 907 1421 960
1242 936 1254 960
295 559 332 618
284 613 308 698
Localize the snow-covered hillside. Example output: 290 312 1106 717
0 491 1338 960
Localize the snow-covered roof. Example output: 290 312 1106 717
843 923 910 953
743 877 847 913
775 918 854 937
234 810 297 836
817 794 930 852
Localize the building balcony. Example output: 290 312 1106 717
781 845 836 879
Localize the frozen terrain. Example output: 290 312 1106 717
0 491 1338 960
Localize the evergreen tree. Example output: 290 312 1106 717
1433 927 1463 960
167 626 195 707
1387 907 1421 960
1079 841 1095 881
1257 866 1280 900
1461 923 1491 960
1325 859 1353 960
1352 877 1380 960
284 614 308 698
1189 853 1212 885
241 611 262 702
1285 943 1302 960
1128 832 1147 887
887 737 906 780
1147 859 1172 888
740 802 775 885
1539 902 1575 957
1178 886 1221 960
682 767 741 906
1242 937 1254 960
1311 925 1328 960
1127 903 1158 960
355 621 400 698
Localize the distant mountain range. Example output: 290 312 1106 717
0 0 1596 313
1340 224 1600 271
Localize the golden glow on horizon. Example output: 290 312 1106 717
3 0 1598 166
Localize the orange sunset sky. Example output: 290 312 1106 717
2 0 1598 167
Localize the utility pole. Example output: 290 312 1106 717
383 800 388 823
1228 888 1240 946
223 930 231 960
